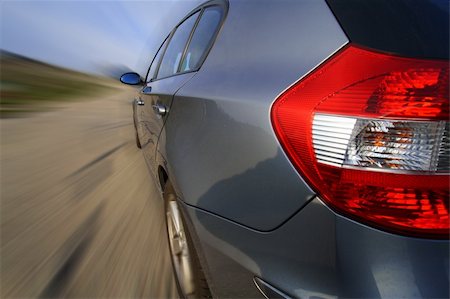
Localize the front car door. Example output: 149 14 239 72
135 35 169 148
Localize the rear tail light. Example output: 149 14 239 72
271 45 449 238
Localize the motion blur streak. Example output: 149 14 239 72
0 80 177 297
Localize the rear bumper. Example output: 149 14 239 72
182 197 449 298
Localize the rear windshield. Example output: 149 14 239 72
326 0 449 59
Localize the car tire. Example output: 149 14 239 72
164 181 212 299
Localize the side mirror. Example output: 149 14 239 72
120 72 142 85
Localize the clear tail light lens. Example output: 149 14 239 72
271 45 449 238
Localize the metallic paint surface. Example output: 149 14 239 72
138 72 196 176
183 197 449 298
148 0 449 297
162 0 348 230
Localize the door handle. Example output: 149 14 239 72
136 99 145 106
152 103 168 116
142 86 152 94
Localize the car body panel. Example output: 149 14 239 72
124 0 449 297
181 197 449 298
161 0 348 230
133 97 144 139
139 72 196 175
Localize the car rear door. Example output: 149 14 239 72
139 10 201 173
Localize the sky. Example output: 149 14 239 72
0 0 202 76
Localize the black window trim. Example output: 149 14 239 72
177 7 205 74
145 34 170 83
153 9 201 81
151 30 175 82
150 0 228 83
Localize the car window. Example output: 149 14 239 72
146 36 169 82
180 6 223 72
157 11 200 79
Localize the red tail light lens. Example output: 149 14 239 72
271 45 449 238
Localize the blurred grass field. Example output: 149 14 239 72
0 52 178 297
0 51 119 117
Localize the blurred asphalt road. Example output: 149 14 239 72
1 87 178 298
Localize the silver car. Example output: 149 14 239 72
120 0 449 297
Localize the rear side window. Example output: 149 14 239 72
180 6 223 72
146 36 168 82
157 11 200 79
